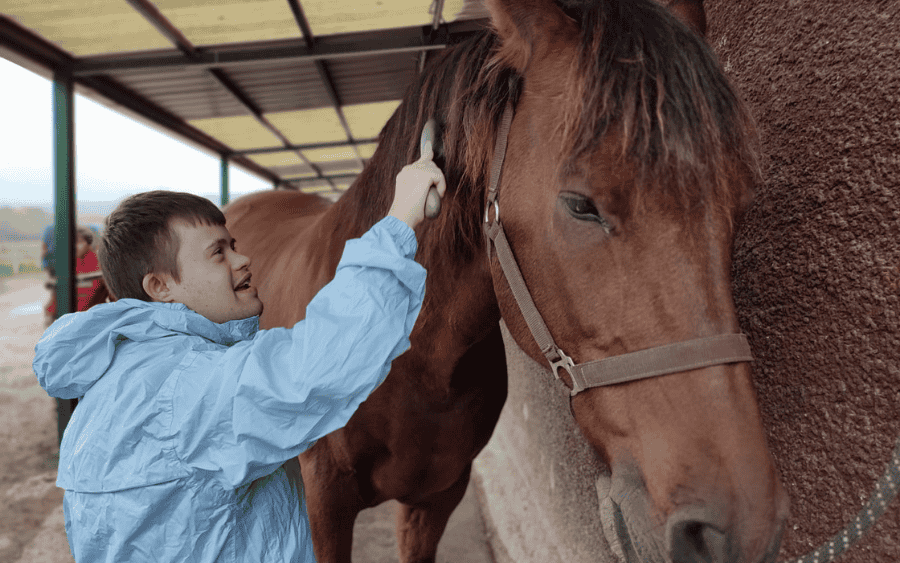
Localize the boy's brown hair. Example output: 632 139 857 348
98 191 226 301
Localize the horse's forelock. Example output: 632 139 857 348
559 0 759 214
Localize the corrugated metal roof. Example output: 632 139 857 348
156 0 303 45
0 0 490 199
114 67 251 119
4 0 173 55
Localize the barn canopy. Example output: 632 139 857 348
0 0 490 199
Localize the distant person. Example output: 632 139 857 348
44 226 103 323
42 223 101 277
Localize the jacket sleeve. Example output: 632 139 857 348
172 216 426 488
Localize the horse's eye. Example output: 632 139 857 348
560 194 613 233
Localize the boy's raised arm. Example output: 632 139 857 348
172 147 444 488
174 213 426 487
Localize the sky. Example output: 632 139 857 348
0 55 271 214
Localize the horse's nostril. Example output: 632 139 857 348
666 510 732 563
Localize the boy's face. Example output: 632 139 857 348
161 220 263 324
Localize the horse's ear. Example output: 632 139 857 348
661 0 707 37
486 0 576 72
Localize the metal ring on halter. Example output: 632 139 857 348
484 200 500 224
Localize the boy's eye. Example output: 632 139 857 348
214 248 224 255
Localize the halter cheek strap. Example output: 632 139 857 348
482 101 753 396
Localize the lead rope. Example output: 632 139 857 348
786 436 900 563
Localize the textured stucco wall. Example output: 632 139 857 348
707 0 900 560
474 1 899 562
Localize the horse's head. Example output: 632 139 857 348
477 0 789 561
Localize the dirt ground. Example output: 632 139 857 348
0 273 494 563
0 273 69 562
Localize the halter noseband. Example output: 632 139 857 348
482 101 753 396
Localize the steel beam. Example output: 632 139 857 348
52 71 78 443
123 0 194 53
77 75 278 183
52 72 76 319
71 21 486 77
121 0 326 187
0 17 279 185
236 137 378 155
285 0 365 172
220 156 230 206
0 16 73 71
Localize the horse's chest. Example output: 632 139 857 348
405 369 506 455
398 387 506 494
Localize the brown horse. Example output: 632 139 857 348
224 0 789 561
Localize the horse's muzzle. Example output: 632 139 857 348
598 467 787 563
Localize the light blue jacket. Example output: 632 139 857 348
34 217 426 562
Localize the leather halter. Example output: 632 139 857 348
482 101 754 396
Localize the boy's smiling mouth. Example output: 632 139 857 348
234 274 253 292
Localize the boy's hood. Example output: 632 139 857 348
34 299 259 399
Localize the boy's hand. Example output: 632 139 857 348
387 142 446 230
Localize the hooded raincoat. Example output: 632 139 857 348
33 216 426 562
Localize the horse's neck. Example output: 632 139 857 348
404 229 503 394
318 143 503 383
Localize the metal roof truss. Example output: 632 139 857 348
0 0 488 197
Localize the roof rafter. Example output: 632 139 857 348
0 4 489 195
0 15 279 184
124 0 332 187
71 21 482 77
285 0 364 175
419 0 447 73
236 137 378 155
122 0 194 54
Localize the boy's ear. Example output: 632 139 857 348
142 272 174 302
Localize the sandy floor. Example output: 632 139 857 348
0 273 494 563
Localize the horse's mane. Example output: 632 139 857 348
338 0 758 262
338 30 516 264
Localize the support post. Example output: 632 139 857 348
220 155 230 205
53 71 77 443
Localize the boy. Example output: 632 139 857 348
33 154 446 562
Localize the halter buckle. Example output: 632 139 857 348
545 345 582 394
